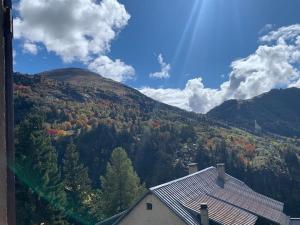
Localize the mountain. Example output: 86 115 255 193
14 68 300 216
207 88 300 138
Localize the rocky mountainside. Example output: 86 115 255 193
208 88 300 138
14 68 300 216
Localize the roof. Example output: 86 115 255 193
97 166 290 225
291 218 300 225
96 191 152 225
96 211 127 225
150 167 290 225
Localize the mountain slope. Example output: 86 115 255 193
38 68 199 117
14 68 300 216
207 88 300 138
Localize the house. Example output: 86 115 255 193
290 218 300 225
97 164 297 225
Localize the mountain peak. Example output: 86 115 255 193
39 67 104 83
37 67 128 91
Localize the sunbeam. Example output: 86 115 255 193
182 0 216 70
171 0 203 65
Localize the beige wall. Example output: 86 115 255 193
119 194 187 225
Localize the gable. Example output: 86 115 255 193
116 193 188 225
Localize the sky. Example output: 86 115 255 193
13 0 300 113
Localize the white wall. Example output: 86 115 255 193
119 194 187 225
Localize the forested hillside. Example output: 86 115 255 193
14 68 300 224
208 88 300 138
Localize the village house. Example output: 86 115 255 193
97 164 299 225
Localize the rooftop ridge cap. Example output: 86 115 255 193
150 166 215 191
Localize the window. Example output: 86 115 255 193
146 203 153 210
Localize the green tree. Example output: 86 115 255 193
63 141 93 225
15 115 68 225
101 147 145 217
88 189 105 223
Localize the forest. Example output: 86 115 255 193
13 69 300 224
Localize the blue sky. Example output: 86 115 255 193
13 0 300 113
116 0 300 88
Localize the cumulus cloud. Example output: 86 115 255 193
14 0 135 82
88 56 135 82
141 78 224 113
290 79 300 88
141 24 300 113
23 42 38 55
150 54 171 79
259 24 275 35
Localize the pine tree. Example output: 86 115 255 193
88 189 105 223
15 115 68 225
101 147 145 217
63 141 93 225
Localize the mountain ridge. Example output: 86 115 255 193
208 87 300 137
16 67 300 138
36 67 196 113
13 68 300 216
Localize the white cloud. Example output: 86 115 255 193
141 24 300 113
150 54 171 79
14 0 130 62
14 0 135 82
13 50 16 65
141 87 189 110
259 24 275 35
23 42 38 55
141 78 224 113
290 80 300 88
88 55 135 82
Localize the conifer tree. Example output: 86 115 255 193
88 189 105 223
101 147 145 217
15 115 68 225
63 141 93 224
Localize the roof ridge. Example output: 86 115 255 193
150 166 215 191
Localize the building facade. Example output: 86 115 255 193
98 164 296 225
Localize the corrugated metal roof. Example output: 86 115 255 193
150 167 290 225
184 194 258 225
291 218 300 225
